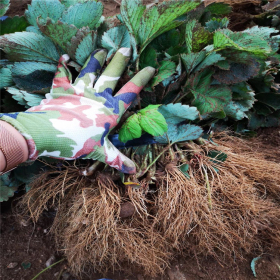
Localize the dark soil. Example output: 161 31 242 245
1 198 280 280
2 1 280 280
257 127 280 148
5 0 121 17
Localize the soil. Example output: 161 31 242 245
2 1 280 280
5 0 121 18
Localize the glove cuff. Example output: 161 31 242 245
0 122 25 174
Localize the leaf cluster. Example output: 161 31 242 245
119 105 168 143
0 161 47 202
0 0 279 137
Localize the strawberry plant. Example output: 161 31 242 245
0 0 279 197
1 0 280 277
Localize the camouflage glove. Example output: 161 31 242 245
0 48 155 174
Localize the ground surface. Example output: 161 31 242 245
1 0 280 280
1 127 279 280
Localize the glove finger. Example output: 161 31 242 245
73 49 107 96
103 138 136 174
115 66 155 115
50 54 73 97
93 48 131 94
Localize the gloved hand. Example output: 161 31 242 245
0 48 155 174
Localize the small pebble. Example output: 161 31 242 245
46 255 56 267
62 271 71 280
137 275 145 280
197 271 206 278
19 219 29 227
7 262 18 269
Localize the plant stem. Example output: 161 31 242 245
31 259 65 280
169 146 175 161
136 56 140 72
174 89 191 103
113 0 121 5
250 10 276 20
146 145 156 181
174 144 187 162
202 165 212 210
195 137 207 145
139 145 171 177
80 161 102 176
57 268 65 280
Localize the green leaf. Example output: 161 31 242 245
231 82 255 101
0 185 17 202
255 93 280 110
207 150 227 164
185 19 196 53
26 26 43 35
21 262 31 270
155 123 203 144
215 60 230 70
210 110 226 119
158 103 199 125
248 111 280 130
180 163 190 178
0 172 23 188
25 0 65 26
121 0 200 52
213 50 261 84
166 46 188 57
150 29 180 53
213 60 260 85
181 51 225 74
129 33 139 63
227 82 255 120
139 45 158 69
0 0 10 17
151 60 176 87
38 18 79 52
13 161 46 184
119 114 142 143
61 1 103 29
6 87 44 108
224 100 253 120
61 0 93 8
185 19 212 53
0 171 24 203
195 52 225 72
242 26 278 41
101 25 131 58
191 67 213 90
205 17 229 32
188 70 232 115
138 105 168 136
254 102 274 116
0 16 29 35
0 67 14 89
0 31 60 63
11 62 56 93
192 85 232 115
73 31 97 65
181 51 206 73
213 29 272 55
205 2 232 15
